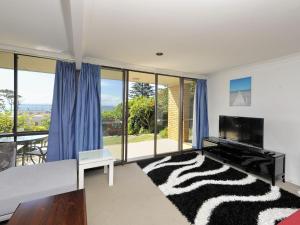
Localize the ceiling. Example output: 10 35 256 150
1 0 300 76
0 52 56 74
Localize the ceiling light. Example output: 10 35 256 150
156 52 164 56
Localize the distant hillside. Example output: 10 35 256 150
102 105 115 112
18 104 115 113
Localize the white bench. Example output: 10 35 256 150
78 149 115 189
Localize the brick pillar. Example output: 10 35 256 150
183 83 191 142
168 85 180 140
167 83 193 142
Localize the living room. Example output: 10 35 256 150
1 0 300 225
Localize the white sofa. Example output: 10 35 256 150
0 159 77 221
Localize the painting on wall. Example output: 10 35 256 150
230 76 251 106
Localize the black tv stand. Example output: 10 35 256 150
202 137 285 185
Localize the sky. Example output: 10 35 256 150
101 80 159 106
101 79 123 106
1 68 163 107
1 68 123 108
230 76 251 92
0 68 54 105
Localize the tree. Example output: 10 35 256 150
0 112 13 133
157 88 168 114
128 96 155 135
101 103 123 121
41 115 51 130
0 98 5 111
129 83 154 98
0 89 22 112
17 113 34 131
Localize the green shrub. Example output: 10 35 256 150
139 127 149 134
159 127 168 138
128 96 155 135
0 112 13 133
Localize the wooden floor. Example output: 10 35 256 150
6 190 87 225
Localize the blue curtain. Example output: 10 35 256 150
75 63 102 157
47 61 77 161
192 79 209 149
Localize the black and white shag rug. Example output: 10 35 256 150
137 152 300 225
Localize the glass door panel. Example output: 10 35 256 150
157 75 180 154
182 79 196 150
0 52 14 135
127 71 155 161
101 68 124 161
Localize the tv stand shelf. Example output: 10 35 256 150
202 137 285 185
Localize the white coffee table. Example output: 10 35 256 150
78 149 115 189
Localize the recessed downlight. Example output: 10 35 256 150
156 52 164 56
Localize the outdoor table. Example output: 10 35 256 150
0 134 48 165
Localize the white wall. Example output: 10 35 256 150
207 53 300 186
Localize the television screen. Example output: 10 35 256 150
219 116 264 148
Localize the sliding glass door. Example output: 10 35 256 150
100 68 197 162
127 71 155 161
156 75 180 154
182 79 196 150
2 52 198 166
101 68 124 161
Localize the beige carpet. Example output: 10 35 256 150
1 161 299 225
84 162 300 225
84 163 189 225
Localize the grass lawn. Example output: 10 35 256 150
103 133 162 146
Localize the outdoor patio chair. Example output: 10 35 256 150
21 136 48 165
0 142 16 171
25 146 47 164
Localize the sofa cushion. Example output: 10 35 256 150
0 143 16 172
0 159 77 216
278 209 300 225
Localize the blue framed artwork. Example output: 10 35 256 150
230 76 251 106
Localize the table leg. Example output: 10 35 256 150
109 162 114 186
104 165 108 174
78 167 84 189
22 145 27 166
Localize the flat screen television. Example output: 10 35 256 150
219 115 264 148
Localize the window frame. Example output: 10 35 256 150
1 51 198 163
0 53 55 140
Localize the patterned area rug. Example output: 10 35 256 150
137 152 300 225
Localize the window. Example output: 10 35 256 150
17 56 55 132
0 52 14 135
0 52 56 166
2 52 199 165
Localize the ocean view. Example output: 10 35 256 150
17 104 115 113
18 104 52 113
